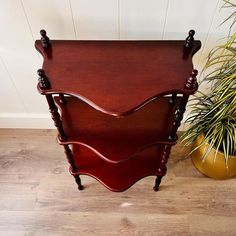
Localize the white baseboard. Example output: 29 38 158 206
0 113 54 129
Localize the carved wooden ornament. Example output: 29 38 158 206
40 29 51 48
37 69 51 89
184 29 195 48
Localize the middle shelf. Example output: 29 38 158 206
55 95 180 163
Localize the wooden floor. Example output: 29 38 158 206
0 129 235 236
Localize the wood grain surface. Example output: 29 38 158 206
35 40 201 115
55 96 179 161
0 129 235 236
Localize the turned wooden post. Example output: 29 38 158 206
37 69 83 190
168 69 198 142
37 69 51 90
153 145 171 191
64 145 84 190
185 69 198 90
168 95 189 142
37 69 66 141
64 145 78 173
160 145 171 176
45 94 67 142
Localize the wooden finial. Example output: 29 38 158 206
40 29 51 48
184 29 195 48
37 69 51 89
185 69 198 90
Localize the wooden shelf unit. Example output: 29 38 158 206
35 29 201 192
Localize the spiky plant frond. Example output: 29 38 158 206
182 0 236 163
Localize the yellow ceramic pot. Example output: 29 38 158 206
191 134 236 179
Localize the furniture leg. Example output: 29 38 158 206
75 175 84 190
63 144 84 190
153 145 170 191
153 176 163 191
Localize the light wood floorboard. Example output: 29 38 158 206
0 129 235 236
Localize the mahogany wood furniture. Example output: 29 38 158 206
35 29 201 192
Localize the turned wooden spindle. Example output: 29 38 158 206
40 29 51 48
45 94 67 142
42 87 83 189
185 69 198 90
184 29 195 48
153 145 171 191
64 145 78 173
37 69 51 89
168 94 189 142
37 68 83 190
64 145 84 190
160 145 171 175
168 70 198 153
37 70 66 141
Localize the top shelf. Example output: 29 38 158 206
35 39 201 116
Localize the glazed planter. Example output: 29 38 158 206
191 134 236 179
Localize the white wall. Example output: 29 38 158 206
0 0 233 128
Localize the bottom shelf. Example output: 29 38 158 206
72 144 167 192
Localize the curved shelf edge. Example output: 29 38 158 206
70 143 167 192
35 39 200 117
58 136 176 164
38 85 196 117
35 39 202 63
77 172 162 192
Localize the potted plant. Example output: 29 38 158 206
182 0 236 179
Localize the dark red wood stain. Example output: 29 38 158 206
72 144 165 192
36 37 201 191
55 96 179 162
35 40 201 116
